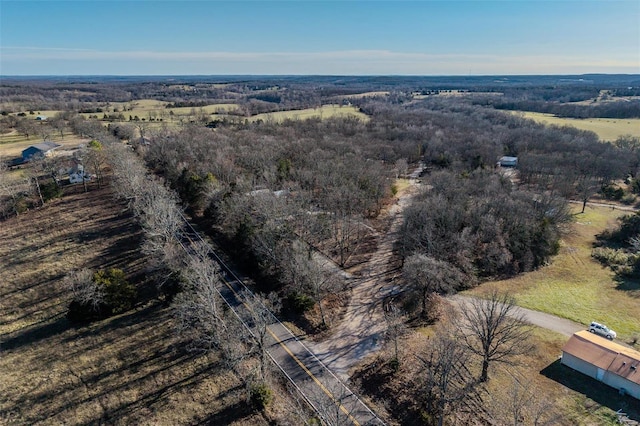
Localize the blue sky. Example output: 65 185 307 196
1 1 638 75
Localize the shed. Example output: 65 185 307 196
498 156 518 168
561 330 640 400
21 141 61 162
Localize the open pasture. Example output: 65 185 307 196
249 104 368 123
514 111 640 141
82 99 240 121
338 91 389 99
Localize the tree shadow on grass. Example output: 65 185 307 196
540 359 640 421
197 399 257 425
614 276 640 296
0 314 69 351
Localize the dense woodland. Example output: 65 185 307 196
1 75 639 425
1 74 637 324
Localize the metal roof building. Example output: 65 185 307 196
561 330 640 400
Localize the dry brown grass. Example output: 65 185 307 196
0 185 269 425
512 111 640 141
353 316 634 425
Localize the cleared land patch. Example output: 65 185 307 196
249 104 368 123
513 111 640 141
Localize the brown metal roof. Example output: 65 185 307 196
563 330 640 385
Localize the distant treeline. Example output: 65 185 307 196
482 99 640 119
2 74 639 115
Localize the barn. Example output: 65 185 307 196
21 141 61 162
561 330 640 400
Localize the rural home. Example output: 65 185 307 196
68 163 91 184
498 156 518 167
21 141 61 162
561 330 640 400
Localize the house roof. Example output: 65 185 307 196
27 141 62 152
563 330 640 385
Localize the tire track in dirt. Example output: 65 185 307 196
310 181 418 379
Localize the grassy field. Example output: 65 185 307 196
0 185 269 425
467 204 640 343
0 130 88 158
339 91 389 99
514 111 640 141
249 104 368 123
80 99 240 121
5 102 365 134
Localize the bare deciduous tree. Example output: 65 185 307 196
417 320 480 426
403 254 467 317
457 291 533 382
0 162 30 218
173 252 227 352
306 377 362 426
65 269 103 310
284 241 340 328
241 290 280 381
383 300 406 363
85 140 107 188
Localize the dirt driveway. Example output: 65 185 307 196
310 179 418 379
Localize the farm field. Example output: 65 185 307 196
249 104 368 123
467 204 640 344
0 186 269 425
4 100 240 125
103 99 239 118
339 91 389 99
514 111 640 141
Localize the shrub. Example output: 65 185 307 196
601 184 624 200
40 180 63 202
592 247 629 266
66 268 136 322
285 291 315 314
621 193 636 205
250 383 272 410
94 268 137 314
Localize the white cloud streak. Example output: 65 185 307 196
2 47 638 75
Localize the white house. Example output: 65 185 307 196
561 330 640 400
68 162 92 184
